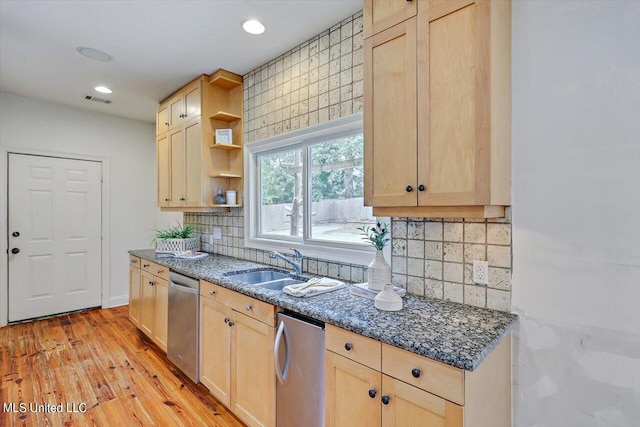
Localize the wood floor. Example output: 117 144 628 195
0 306 245 427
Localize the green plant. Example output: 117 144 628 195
357 222 390 251
153 223 196 241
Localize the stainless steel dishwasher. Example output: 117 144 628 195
275 311 325 427
168 272 200 383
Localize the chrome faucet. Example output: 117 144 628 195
269 249 303 275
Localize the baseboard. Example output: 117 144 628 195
109 294 129 308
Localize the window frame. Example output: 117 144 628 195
244 113 389 266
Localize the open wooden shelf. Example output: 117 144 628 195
210 111 242 122
209 172 242 179
209 70 242 89
210 143 242 151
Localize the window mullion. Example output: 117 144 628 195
302 144 312 242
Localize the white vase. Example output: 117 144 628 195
374 283 403 311
367 250 391 291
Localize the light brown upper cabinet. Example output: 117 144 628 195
364 0 417 38
156 103 169 135
364 0 511 219
167 81 201 131
156 70 244 212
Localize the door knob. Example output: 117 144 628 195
418 184 425 191
412 368 421 378
344 343 353 351
12 231 20 237
381 396 390 405
368 389 377 398
405 185 413 192
11 248 20 254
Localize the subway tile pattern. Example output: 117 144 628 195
390 208 512 312
183 9 514 313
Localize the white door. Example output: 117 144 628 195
8 154 102 322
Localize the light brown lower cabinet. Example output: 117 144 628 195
325 325 511 427
199 280 276 427
137 261 169 353
128 255 141 327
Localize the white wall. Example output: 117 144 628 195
0 92 180 321
512 1 640 426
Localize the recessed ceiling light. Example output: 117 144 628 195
76 47 113 62
242 19 265 35
94 86 112 94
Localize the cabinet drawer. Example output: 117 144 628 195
382 343 464 405
129 255 140 268
200 280 277 326
326 324 381 370
141 260 170 281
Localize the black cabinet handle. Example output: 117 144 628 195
209 290 216 295
11 248 20 254
381 396 390 405
143 264 150 267
12 231 20 237
405 185 413 192
412 368 421 378
148 281 154 286
368 389 377 398
345 343 353 351
180 197 186 201
418 184 425 191
224 317 230 323
228 321 234 327
164 198 169 201
164 122 169 126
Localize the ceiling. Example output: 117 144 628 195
0 0 361 123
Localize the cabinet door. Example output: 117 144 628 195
128 265 141 327
139 270 155 338
232 312 276 427
200 297 232 406
363 0 417 38
381 375 463 427
325 351 381 427
152 277 168 352
417 0 490 206
364 18 417 208
169 126 185 207
183 83 202 121
183 117 202 207
168 93 184 130
157 104 169 135
157 134 171 207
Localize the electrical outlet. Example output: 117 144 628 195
473 260 489 285
213 228 222 240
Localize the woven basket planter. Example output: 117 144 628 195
156 236 200 253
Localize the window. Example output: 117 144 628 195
245 113 383 265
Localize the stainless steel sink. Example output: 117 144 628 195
255 278 306 291
225 269 291 284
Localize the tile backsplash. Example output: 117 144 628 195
184 9 513 312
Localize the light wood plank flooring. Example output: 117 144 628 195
0 306 244 427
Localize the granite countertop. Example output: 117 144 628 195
129 249 518 371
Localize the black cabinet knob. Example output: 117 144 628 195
405 185 413 192
11 248 20 254
418 184 425 191
228 321 234 327
12 231 20 237
344 343 352 351
224 317 230 323
164 122 169 126
381 396 390 405
164 198 169 201
412 368 421 378
368 389 377 398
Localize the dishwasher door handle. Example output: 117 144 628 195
169 281 198 294
274 320 290 385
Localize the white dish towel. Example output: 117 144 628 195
283 277 346 298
